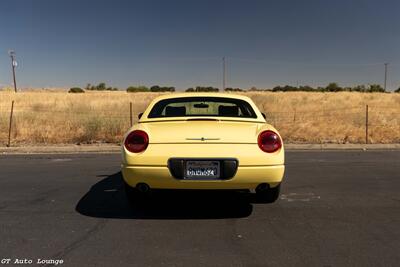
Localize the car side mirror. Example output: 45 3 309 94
138 113 143 119
261 113 266 119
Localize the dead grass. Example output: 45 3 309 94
0 91 399 145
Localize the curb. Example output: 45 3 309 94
285 143 400 150
0 145 121 154
1 143 400 154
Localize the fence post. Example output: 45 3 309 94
7 100 15 147
293 108 296 123
365 104 369 144
129 102 133 127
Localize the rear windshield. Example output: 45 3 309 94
148 97 257 118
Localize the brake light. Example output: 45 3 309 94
124 130 149 153
258 130 282 153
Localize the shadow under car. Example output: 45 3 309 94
75 172 257 219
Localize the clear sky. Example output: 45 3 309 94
0 0 399 90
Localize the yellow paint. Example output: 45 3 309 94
121 93 285 189
122 165 284 189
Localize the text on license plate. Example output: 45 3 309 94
185 161 220 179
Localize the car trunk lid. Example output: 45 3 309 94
142 120 262 144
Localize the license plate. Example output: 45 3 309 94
185 161 220 180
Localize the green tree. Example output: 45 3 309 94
272 85 299 92
194 86 219 92
367 84 385 92
352 85 366 92
150 85 161 92
299 85 315 92
96 83 106 91
325 83 342 92
225 87 244 92
127 86 149 92
68 87 85 93
150 85 175 92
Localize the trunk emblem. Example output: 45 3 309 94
186 137 220 141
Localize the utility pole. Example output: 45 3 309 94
8 50 18 93
384 63 388 91
222 57 226 91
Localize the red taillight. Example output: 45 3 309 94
124 130 149 153
258 130 282 153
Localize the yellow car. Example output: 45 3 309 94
121 93 284 203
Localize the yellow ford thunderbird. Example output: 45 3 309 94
121 93 284 203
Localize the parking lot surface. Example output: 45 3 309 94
0 151 399 266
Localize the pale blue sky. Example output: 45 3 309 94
0 0 399 90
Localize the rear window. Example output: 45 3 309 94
148 97 257 118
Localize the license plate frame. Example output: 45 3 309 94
184 160 220 180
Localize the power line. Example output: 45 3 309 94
228 57 397 67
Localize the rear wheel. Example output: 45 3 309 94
256 184 281 203
124 180 138 203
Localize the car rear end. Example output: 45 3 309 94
121 93 284 202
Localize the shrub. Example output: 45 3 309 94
85 82 118 91
68 87 85 93
367 84 384 92
352 85 367 92
395 87 400 93
187 86 219 92
265 84 387 93
299 86 315 92
325 83 343 92
127 86 150 93
225 87 244 92
150 85 175 92
96 83 106 91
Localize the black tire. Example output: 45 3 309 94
124 180 139 203
256 184 281 203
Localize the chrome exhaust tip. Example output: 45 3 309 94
136 183 150 193
256 183 270 192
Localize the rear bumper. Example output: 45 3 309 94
121 164 284 190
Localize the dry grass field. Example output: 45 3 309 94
0 91 399 145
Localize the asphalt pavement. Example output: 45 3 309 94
0 151 399 267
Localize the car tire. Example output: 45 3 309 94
256 184 281 203
124 180 138 202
